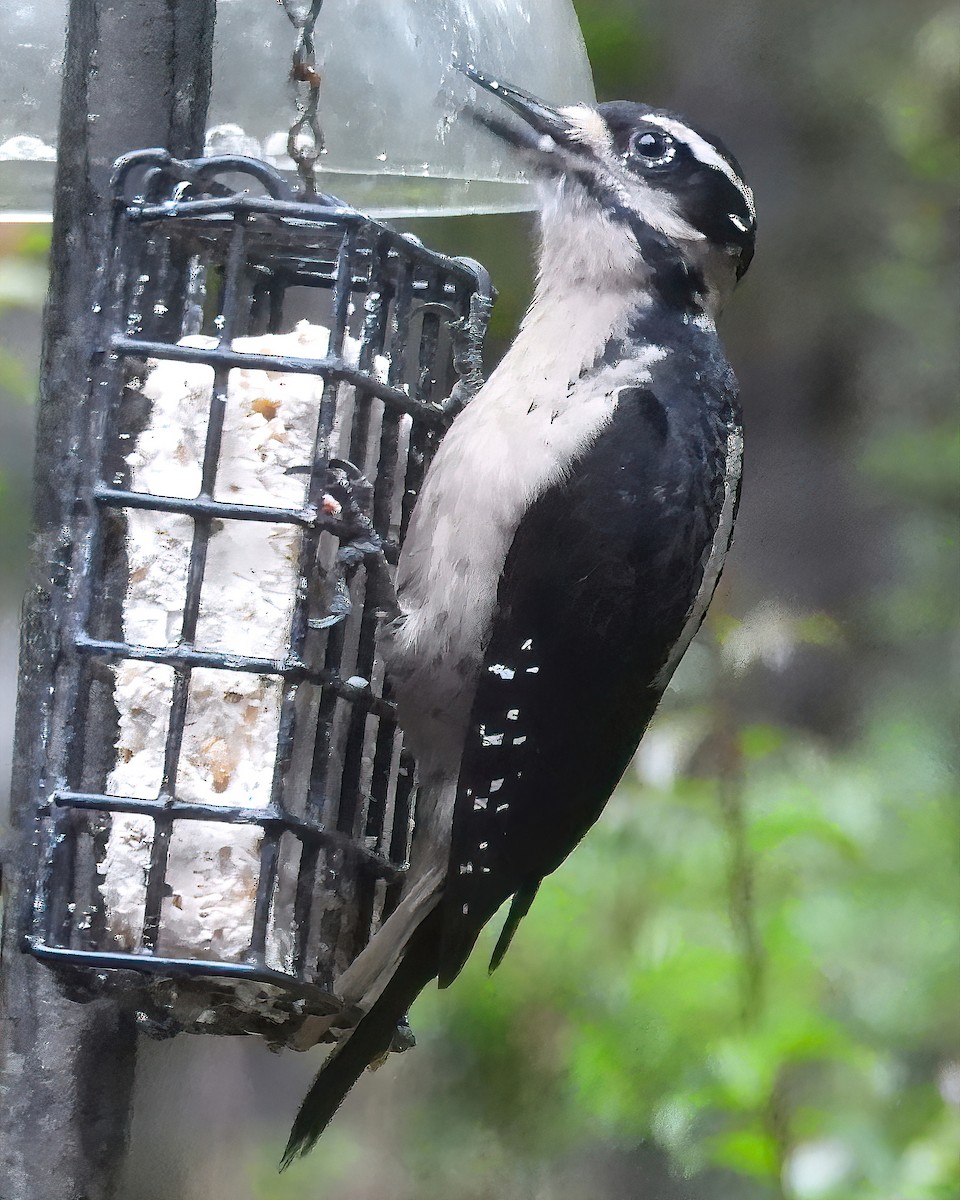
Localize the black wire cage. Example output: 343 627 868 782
23 150 493 1044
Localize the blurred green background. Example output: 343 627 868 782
1 1 958 1198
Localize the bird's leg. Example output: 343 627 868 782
367 1016 416 1070
390 1012 417 1052
311 458 402 630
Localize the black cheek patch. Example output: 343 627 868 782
682 172 754 251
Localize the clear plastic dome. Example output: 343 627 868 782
0 0 595 220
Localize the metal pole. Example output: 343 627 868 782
0 3 216 1196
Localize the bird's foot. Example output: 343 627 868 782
390 1013 417 1053
367 1015 416 1071
310 459 402 629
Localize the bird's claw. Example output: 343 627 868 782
390 1015 417 1054
309 459 402 629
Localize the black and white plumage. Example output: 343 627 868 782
282 67 755 1164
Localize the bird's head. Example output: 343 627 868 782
462 65 755 318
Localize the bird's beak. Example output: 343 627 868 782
458 62 574 157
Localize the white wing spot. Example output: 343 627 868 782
473 796 488 810
462 904 470 915
506 709 520 720
512 736 527 745
488 664 515 679
479 841 488 850
496 803 509 813
459 863 473 874
490 779 504 792
526 666 540 674
521 639 534 651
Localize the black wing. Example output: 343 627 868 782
437 381 738 986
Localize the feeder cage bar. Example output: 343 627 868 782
22 150 493 1043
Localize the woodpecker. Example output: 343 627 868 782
282 66 755 1164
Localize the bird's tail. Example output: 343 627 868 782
280 906 442 1168
488 880 540 975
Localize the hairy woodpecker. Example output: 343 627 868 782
282 66 755 1164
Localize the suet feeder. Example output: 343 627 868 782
24 148 492 1043
13 0 594 1050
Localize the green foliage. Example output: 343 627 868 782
0 227 47 405
420 695 958 1199
572 1 657 98
0 225 48 600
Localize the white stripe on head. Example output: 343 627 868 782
644 114 756 222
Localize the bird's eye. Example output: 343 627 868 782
629 129 676 167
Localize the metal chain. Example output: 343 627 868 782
279 0 325 194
